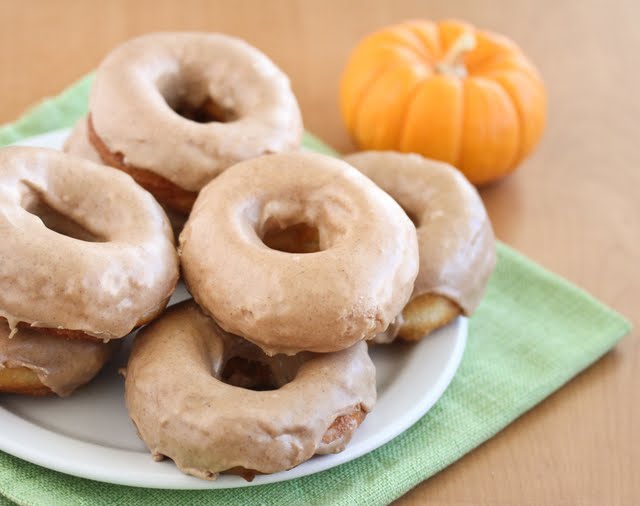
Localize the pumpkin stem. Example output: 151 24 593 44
436 32 476 78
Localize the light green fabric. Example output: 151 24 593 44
0 78 630 506
0 75 94 147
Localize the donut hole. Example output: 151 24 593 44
170 96 237 124
221 357 279 391
220 354 303 391
20 184 104 242
261 221 321 254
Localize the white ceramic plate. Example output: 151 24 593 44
0 129 468 489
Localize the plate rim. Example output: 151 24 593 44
0 318 466 489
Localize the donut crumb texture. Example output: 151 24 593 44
399 294 460 341
0 366 51 396
322 406 366 446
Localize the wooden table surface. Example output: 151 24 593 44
2 0 638 504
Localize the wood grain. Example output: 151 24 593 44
1 0 638 503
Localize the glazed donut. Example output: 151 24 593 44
0 147 179 341
64 118 188 236
124 300 376 481
179 152 419 355
344 151 496 342
88 32 303 213
0 320 117 396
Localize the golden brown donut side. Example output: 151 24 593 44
124 300 376 480
0 367 51 396
344 151 496 342
397 294 461 341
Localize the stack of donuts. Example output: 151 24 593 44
0 32 496 480
0 147 179 395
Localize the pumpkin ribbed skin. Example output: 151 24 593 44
340 19 546 185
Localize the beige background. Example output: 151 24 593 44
1 0 638 504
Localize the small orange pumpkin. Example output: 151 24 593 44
340 19 546 185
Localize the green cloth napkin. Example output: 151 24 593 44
0 77 630 506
